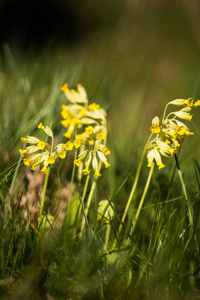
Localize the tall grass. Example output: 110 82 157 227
1 3 200 299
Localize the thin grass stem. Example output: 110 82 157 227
80 179 97 235
38 166 50 229
79 136 107 235
126 162 155 245
73 174 90 237
112 148 146 248
175 154 193 228
104 223 111 250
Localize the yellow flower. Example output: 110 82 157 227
82 165 90 175
184 98 193 107
69 117 81 126
168 99 186 106
150 116 160 133
61 105 69 119
172 110 193 121
150 124 160 133
76 134 83 140
168 98 193 107
64 130 73 138
62 84 88 104
102 147 110 155
21 137 27 142
38 122 45 130
186 131 194 137
88 139 94 145
85 126 94 135
73 139 81 148
105 161 111 168
147 148 165 169
98 132 106 140
173 140 180 148
48 156 55 164
30 163 37 171
88 103 100 111
61 83 69 93
94 169 102 178
80 108 87 115
74 157 82 167
41 166 48 174
61 119 70 128
58 150 66 159
23 158 31 166
168 148 177 157
64 141 74 150
37 141 46 150
176 126 186 135
19 149 27 157
157 162 165 169
194 100 200 107
165 139 171 144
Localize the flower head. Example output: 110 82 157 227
60 83 110 178
60 84 107 140
19 123 70 172
147 97 198 169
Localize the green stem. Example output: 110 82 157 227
126 162 155 245
104 223 111 250
112 148 147 249
73 174 90 237
175 155 193 228
38 134 54 229
38 166 50 229
78 144 85 184
175 155 199 255
79 136 108 234
161 103 169 123
80 179 97 235
69 150 77 203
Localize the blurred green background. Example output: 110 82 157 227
1 0 200 179
1 2 200 298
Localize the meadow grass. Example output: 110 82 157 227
1 4 200 299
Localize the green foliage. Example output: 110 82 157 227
1 3 200 299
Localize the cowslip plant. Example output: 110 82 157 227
113 98 200 248
146 98 196 169
60 83 110 179
19 84 111 234
19 123 73 174
60 83 111 234
19 122 74 228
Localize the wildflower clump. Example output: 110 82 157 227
19 123 73 174
146 98 200 169
61 83 111 178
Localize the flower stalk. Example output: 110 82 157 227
175 154 193 228
38 166 50 229
126 162 155 245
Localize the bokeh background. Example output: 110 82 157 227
1 2 200 298
0 0 200 181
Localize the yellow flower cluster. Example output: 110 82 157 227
61 83 111 178
146 98 200 169
19 84 111 179
19 123 73 174
60 83 106 139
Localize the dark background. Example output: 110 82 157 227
0 0 122 50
